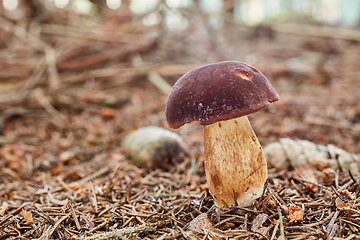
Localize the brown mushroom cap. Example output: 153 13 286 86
166 61 279 129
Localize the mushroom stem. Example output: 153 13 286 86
204 116 267 207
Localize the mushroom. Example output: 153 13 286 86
122 126 188 169
165 61 279 208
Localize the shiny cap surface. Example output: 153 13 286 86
166 61 279 129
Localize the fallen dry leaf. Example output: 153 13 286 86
0 202 9 216
100 108 116 119
67 182 84 190
186 213 214 232
22 209 33 224
0 144 26 170
337 189 354 200
288 204 304 221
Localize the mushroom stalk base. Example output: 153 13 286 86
204 116 267 208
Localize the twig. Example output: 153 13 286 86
26 153 33 174
177 225 194 239
270 220 279 240
0 16 50 52
267 185 288 213
90 182 98 213
335 170 340 189
132 55 172 94
45 47 60 90
69 203 81 231
298 178 332 192
89 220 108 233
37 214 70 240
305 212 334 228
147 71 172 95
0 62 46 105
0 205 27 226
326 210 340 234
33 208 56 225
272 22 360 42
20 58 46 92
278 208 285 240
41 23 143 43
75 166 111 185
57 39 157 70
33 88 66 126
84 223 157 240
349 170 357 183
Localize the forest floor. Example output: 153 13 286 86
0 5 360 240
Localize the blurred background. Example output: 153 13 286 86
0 0 359 172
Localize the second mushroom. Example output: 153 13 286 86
166 61 279 208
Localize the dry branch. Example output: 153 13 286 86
84 223 157 240
0 17 50 51
57 39 158 70
272 22 360 41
